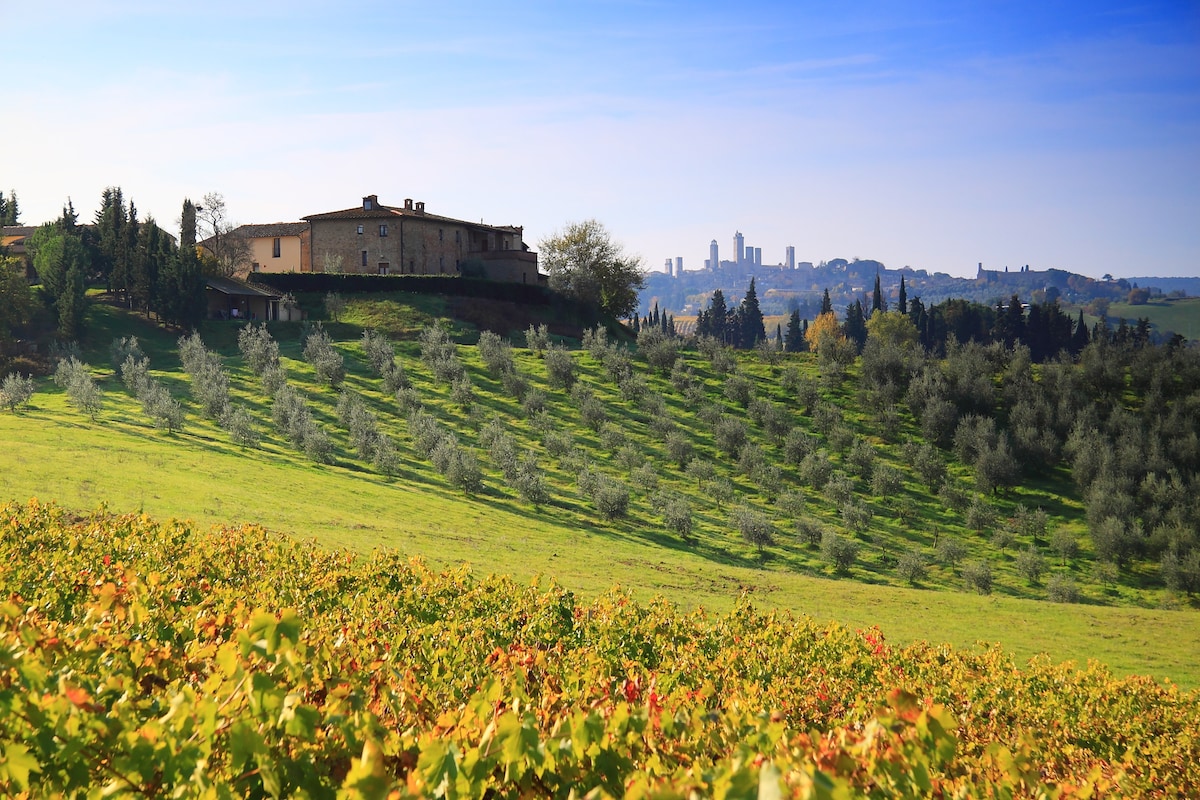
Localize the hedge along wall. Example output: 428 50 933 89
252 273 562 306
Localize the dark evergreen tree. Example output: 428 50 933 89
819 288 833 316
0 189 19 225
898 276 908 315
95 187 128 297
707 289 729 344
995 294 1025 348
632 314 640 333
871 273 885 315
180 198 197 252
739 277 766 348
784 308 804 353
844 299 868 353
1071 309 1090 355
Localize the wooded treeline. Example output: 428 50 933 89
1 188 207 344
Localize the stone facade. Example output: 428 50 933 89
304 196 540 284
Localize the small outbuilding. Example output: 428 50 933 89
205 276 297 322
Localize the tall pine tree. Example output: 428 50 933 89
898 275 908 315
739 277 766 348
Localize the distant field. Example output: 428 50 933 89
1107 296 1200 340
2 300 1198 687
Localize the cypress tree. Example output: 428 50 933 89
1071 309 1089 355
784 308 804 352
740 277 766 348
898 276 908 315
708 289 729 344
819 288 833 316
844 299 867 353
871 273 885 315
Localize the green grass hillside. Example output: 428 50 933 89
1 295 1197 688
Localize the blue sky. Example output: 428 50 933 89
3 1 1198 278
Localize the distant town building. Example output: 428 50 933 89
753 247 762 267
675 256 683 276
734 231 745 266
710 239 719 272
785 245 795 270
664 258 673 276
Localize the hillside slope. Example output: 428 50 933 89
1 296 1197 685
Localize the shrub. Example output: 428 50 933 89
239 324 280 375
324 291 346 321
824 471 854 506
591 475 630 521
522 388 547 417
846 438 876 480
896 550 928 584
451 375 475 408
1051 528 1080 565
477 330 515 376
578 393 608 433
120 355 151 396
685 458 715 488
713 416 748 458
871 464 903 498
637 327 679 373
0 372 35 413
664 430 693 468
55 358 102 419
361 329 395 375
109 336 144 372
501 370 529 401
962 560 994 594
525 323 550 353
731 506 774 552
302 325 346 387
841 502 873 533
1046 573 1081 603
543 345 576 390
262 364 288 397
660 495 693 540
372 434 401 477
513 451 550 506
796 517 826 547
419 325 464 384
223 404 259 449
821 530 859 573
936 537 967 567
783 428 816 465
139 381 185 433
799 450 834 491
723 373 753 407
1015 545 1046 585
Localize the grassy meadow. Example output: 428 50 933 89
1 295 1198 688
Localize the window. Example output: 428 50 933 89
455 230 461 244
361 250 368 267
357 225 364 235
251 262 260 273
379 224 388 237
272 237 281 258
439 228 444 241
378 263 389 275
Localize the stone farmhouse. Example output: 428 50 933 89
221 195 541 286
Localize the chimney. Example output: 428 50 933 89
415 201 425 214
404 198 413 211
363 195 378 210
